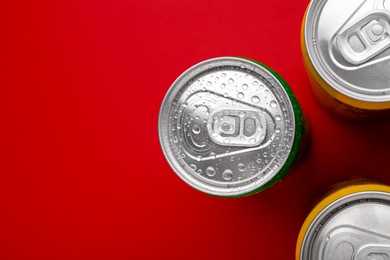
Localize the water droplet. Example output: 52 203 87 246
210 152 216 159
270 101 277 108
228 78 234 84
222 169 233 180
237 92 244 99
223 139 231 144
206 166 216 177
215 77 219 81
190 164 197 170
232 100 237 106
192 124 201 134
275 128 281 133
253 81 259 86
183 102 188 107
242 84 249 90
238 163 246 172
221 83 226 89
196 156 202 161
230 156 234 162
207 81 212 86
263 152 268 157
177 125 181 130
173 136 179 143
197 169 202 174
238 111 246 118
224 93 228 97
251 96 260 103
181 153 186 158
249 138 256 144
275 115 281 121
221 73 226 78
256 159 262 164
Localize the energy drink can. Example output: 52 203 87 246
296 181 390 260
302 0 390 118
158 57 307 197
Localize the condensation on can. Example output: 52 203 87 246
302 0 390 119
159 57 307 197
296 180 390 260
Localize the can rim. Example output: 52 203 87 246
158 57 302 197
304 0 390 103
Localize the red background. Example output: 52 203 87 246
2 0 390 259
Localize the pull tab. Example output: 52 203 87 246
354 244 390 260
207 108 266 147
376 0 390 11
337 10 390 65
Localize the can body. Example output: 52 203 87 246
159 57 307 197
296 181 390 260
302 0 390 119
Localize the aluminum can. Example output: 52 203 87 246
158 57 306 197
296 181 390 260
302 0 390 118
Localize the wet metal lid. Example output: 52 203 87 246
300 191 390 260
305 0 390 102
158 57 297 197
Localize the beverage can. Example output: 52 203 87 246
302 0 390 118
297 181 390 259
159 57 307 197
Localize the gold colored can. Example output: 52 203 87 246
296 180 390 260
302 0 390 119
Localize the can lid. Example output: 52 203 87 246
300 191 390 260
305 0 390 103
158 57 298 197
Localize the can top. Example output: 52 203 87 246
159 57 298 197
305 0 390 103
300 191 390 260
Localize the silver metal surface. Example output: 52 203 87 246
305 0 390 102
300 191 390 260
158 57 296 197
